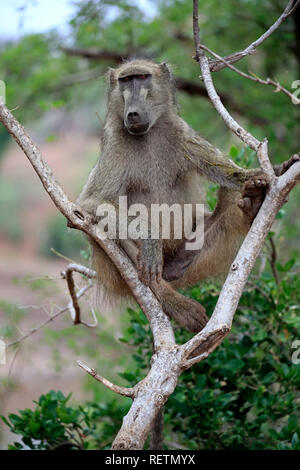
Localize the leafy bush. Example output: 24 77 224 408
2 263 300 450
1 390 128 450
166 269 300 450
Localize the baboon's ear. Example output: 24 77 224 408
107 67 116 89
159 62 172 78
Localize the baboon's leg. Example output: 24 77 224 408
154 281 208 332
164 175 268 286
90 237 130 297
120 239 208 333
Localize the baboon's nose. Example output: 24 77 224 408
127 111 141 124
125 110 149 135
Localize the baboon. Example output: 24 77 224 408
76 59 295 333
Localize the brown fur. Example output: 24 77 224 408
76 59 270 332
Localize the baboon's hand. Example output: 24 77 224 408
274 154 300 177
137 239 163 286
238 174 269 222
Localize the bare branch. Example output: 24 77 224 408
0 103 175 352
76 360 135 398
269 236 280 285
61 263 97 327
200 43 300 106
65 268 83 324
193 1 261 151
61 263 97 280
208 1 300 72
257 139 275 178
60 47 129 62
7 282 93 348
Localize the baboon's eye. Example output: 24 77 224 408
119 76 132 82
136 74 150 80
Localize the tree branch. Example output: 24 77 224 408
60 47 130 62
61 263 97 327
192 2 261 151
7 282 93 348
76 360 135 398
179 0 300 364
0 103 174 352
207 0 300 72
200 43 300 106
269 236 280 285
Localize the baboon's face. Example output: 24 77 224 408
112 63 170 136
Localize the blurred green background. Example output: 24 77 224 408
0 0 299 450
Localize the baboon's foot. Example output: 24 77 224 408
162 294 208 333
137 240 163 286
162 248 198 282
238 174 268 222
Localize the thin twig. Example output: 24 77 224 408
61 263 97 326
207 1 300 72
269 236 280 285
7 283 93 348
200 43 300 106
61 263 97 280
192 1 261 151
65 269 81 324
76 360 135 398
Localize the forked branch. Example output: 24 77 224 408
207 0 300 72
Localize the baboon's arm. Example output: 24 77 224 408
183 131 298 188
75 164 104 216
183 133 260 189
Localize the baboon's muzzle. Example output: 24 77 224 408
125 108 150 135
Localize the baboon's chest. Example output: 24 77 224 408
124 149 181 204
126 167 203 208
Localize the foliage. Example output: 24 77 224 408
3 262 300 450
167 268 300 450
1 390 128 450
